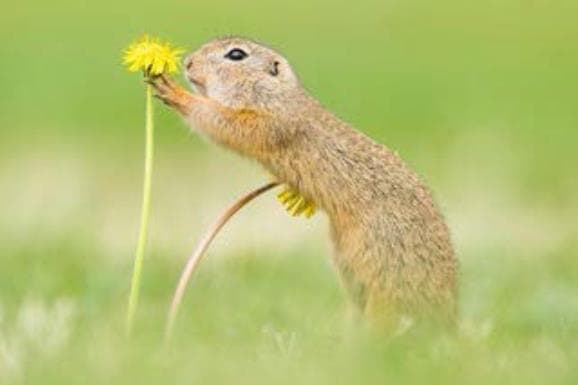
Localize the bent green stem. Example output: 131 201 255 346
126 84 155 335
164 181 280 343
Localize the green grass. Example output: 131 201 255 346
1 241 577 384
1 0 577 383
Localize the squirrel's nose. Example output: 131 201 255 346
184 55 194 71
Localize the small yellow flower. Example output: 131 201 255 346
277 187 316 218
123 35 183 75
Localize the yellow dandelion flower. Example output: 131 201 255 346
122 35 183 75
277 186 316 218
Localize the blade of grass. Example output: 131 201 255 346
126 84 154 336
164 181 279 343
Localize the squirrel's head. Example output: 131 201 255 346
184 37 302 110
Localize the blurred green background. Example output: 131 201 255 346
1 0 577 383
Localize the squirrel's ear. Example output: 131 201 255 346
268 60 280 76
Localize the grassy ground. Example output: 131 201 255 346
1 0 577 383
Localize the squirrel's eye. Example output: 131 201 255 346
224 48 248 61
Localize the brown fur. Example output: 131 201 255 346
150 37 457 330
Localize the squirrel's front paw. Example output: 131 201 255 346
146 74 192 113
146 74 177 105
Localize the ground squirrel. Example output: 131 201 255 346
150 37 457 329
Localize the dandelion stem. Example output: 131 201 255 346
164 181 279 343
126 84 155 335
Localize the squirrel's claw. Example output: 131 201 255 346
153 93 178 108
146 74 172 93
146 73 173 88
146 73 194 115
